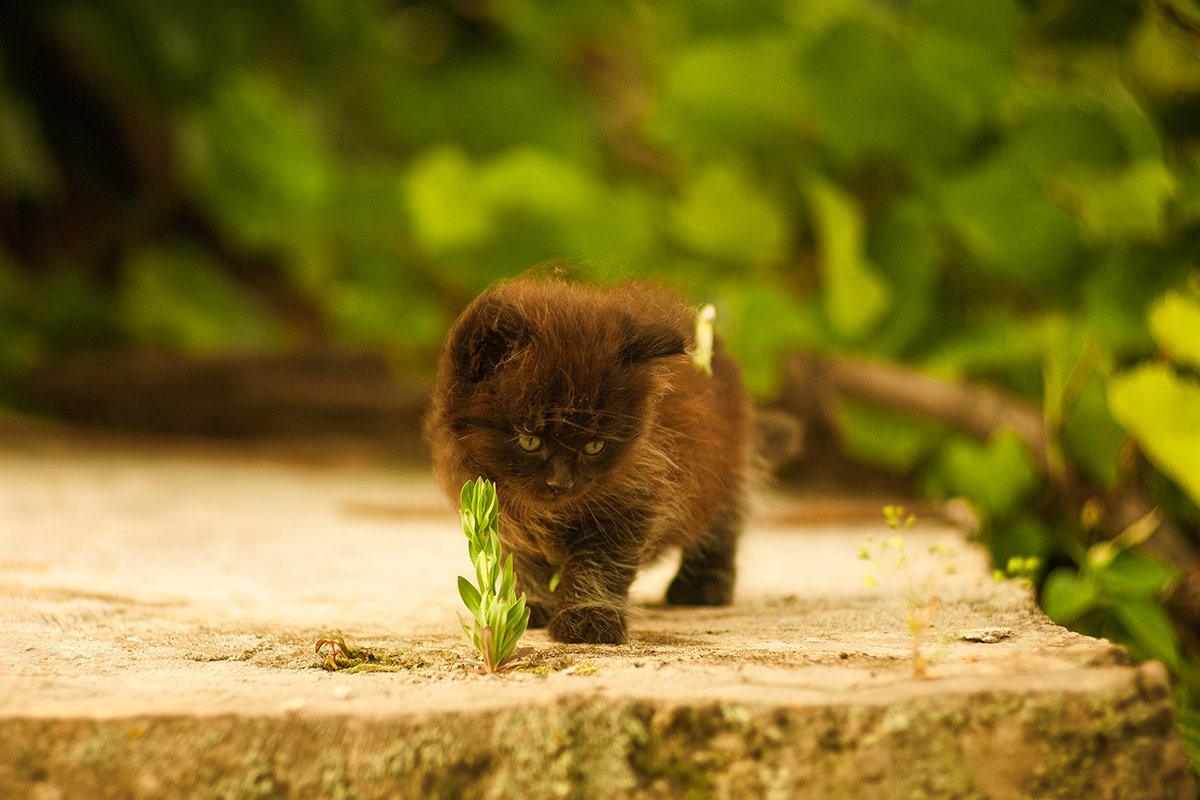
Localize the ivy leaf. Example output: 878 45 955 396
1108 364 1200 507
669 163 788 264
801 18 963 165
1114 599 1180 669
941 154 1080 285
1148 290 1200 371
836 397 944 472
808 179 892 340
1053 161 1176 245
924 430 1041 521
404 145 490 253
654 34 804 148
1094 551 1177 599
1041 567 1098 624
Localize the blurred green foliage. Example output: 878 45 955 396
2 0 1198 386
2 0 1200 770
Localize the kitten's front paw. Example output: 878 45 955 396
548 605 627 644
666 570 734 606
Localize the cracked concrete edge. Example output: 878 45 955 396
3 661 1192 800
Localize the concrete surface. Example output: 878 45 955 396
0 436 1194 799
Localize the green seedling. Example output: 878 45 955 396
457 477 532 673
859 505 954 678
1042 506 1191 674
993 555 1043 587
314 636 410 673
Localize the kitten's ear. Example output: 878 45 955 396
620 316 687 365
447 296 527 384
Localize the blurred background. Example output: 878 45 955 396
2 0 1199 767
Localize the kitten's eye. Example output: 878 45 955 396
582 440 606 456
516 434 543 453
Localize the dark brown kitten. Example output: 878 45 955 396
425 277 752 644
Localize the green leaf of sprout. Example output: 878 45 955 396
458 576 482 616
457 478 530 672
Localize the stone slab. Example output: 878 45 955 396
0 437 1193 798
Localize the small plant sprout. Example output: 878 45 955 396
457 477 532 674
315 636 353 670
883 504 917 531
314 637 412 673
692 303 716 376
858 505 955 678
993 555 1043 587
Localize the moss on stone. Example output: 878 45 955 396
1 667 1194 800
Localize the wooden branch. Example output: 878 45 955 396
804 354 1051 472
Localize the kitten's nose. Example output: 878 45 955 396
547 462 575 492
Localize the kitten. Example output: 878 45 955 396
425 276 752 644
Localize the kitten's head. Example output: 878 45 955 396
432 279 689 509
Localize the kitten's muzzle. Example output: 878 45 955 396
546 459 575 493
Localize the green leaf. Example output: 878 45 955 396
506 593 528 631
719 282 822 398
1094 551 1177 599
808 179 892 340
486 595 507 632
988 514 1052 570
1108 364 1200 507
501 596 529 658
404 145 491 253
0 78 60 199
500 553 516 598
178 72 331 254
1114 599 1180 669
941 154 1080 286
476 555 491 599
865 197 939 357
1125 6 1200 103
1041 567 1099 624
486 529 502 569
118 245 283 354
835 397 945 472
669 163 788 264
1063 376 1126 488
1148 290 1200 371
653 34 804 148
457 576 482 618
1052 161 1177 245
459 614 476 644
912 0 1023 56
801 18 963 165
1008 104 1132 179
1088 507 1161 570
479 626 496 672
924 431 1041 520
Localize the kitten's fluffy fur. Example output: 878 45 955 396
425 277 751 644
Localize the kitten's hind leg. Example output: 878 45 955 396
666 505 741 606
